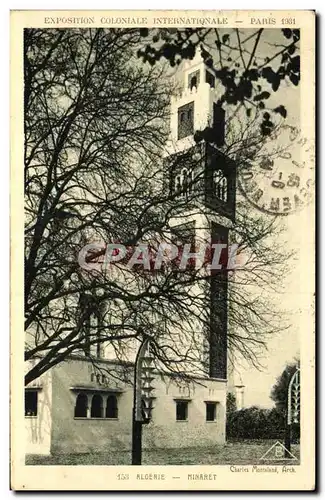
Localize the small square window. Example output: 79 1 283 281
176 400 188 421
25 390 38 417
206 402 217 421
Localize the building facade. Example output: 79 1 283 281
25 356 227 455
25 50 238 456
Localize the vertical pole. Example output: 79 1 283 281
131 339 144 465
284 423 291 457
131 336 153 465
284 368 299 458
132 406 143 465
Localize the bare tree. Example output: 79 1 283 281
24 27 295 386
138 27 300 134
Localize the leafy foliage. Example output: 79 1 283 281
227 360 300 441
270 361 300 412
137 28 300 136
226 392 237 415
227 406 286 440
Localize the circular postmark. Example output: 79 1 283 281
238 125 315 215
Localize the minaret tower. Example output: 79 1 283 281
163 48 237 381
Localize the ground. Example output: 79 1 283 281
26 440 300 466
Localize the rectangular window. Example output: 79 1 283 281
206 402 217 421
25 390 38 417
178 102 194 140
176 400 188 421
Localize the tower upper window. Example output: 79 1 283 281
206 70 215 88
188 70 200 90
178 102 194 140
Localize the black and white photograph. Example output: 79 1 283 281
11 10 315 491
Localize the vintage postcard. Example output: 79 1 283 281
11 10 315 490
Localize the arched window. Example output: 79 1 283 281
173 168 195 198
221 177 228 201
206 70 216 88
106 395 118 418
74 393 88 418
181 168 188 196
89 313 102 358
213 170 228 202
188 170 194 194
188 70 200 90
213 169 223 183
190 76 197 89
180 112 185 122
91 394 103 418
175 175 181 193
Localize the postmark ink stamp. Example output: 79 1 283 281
238 125 315 215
